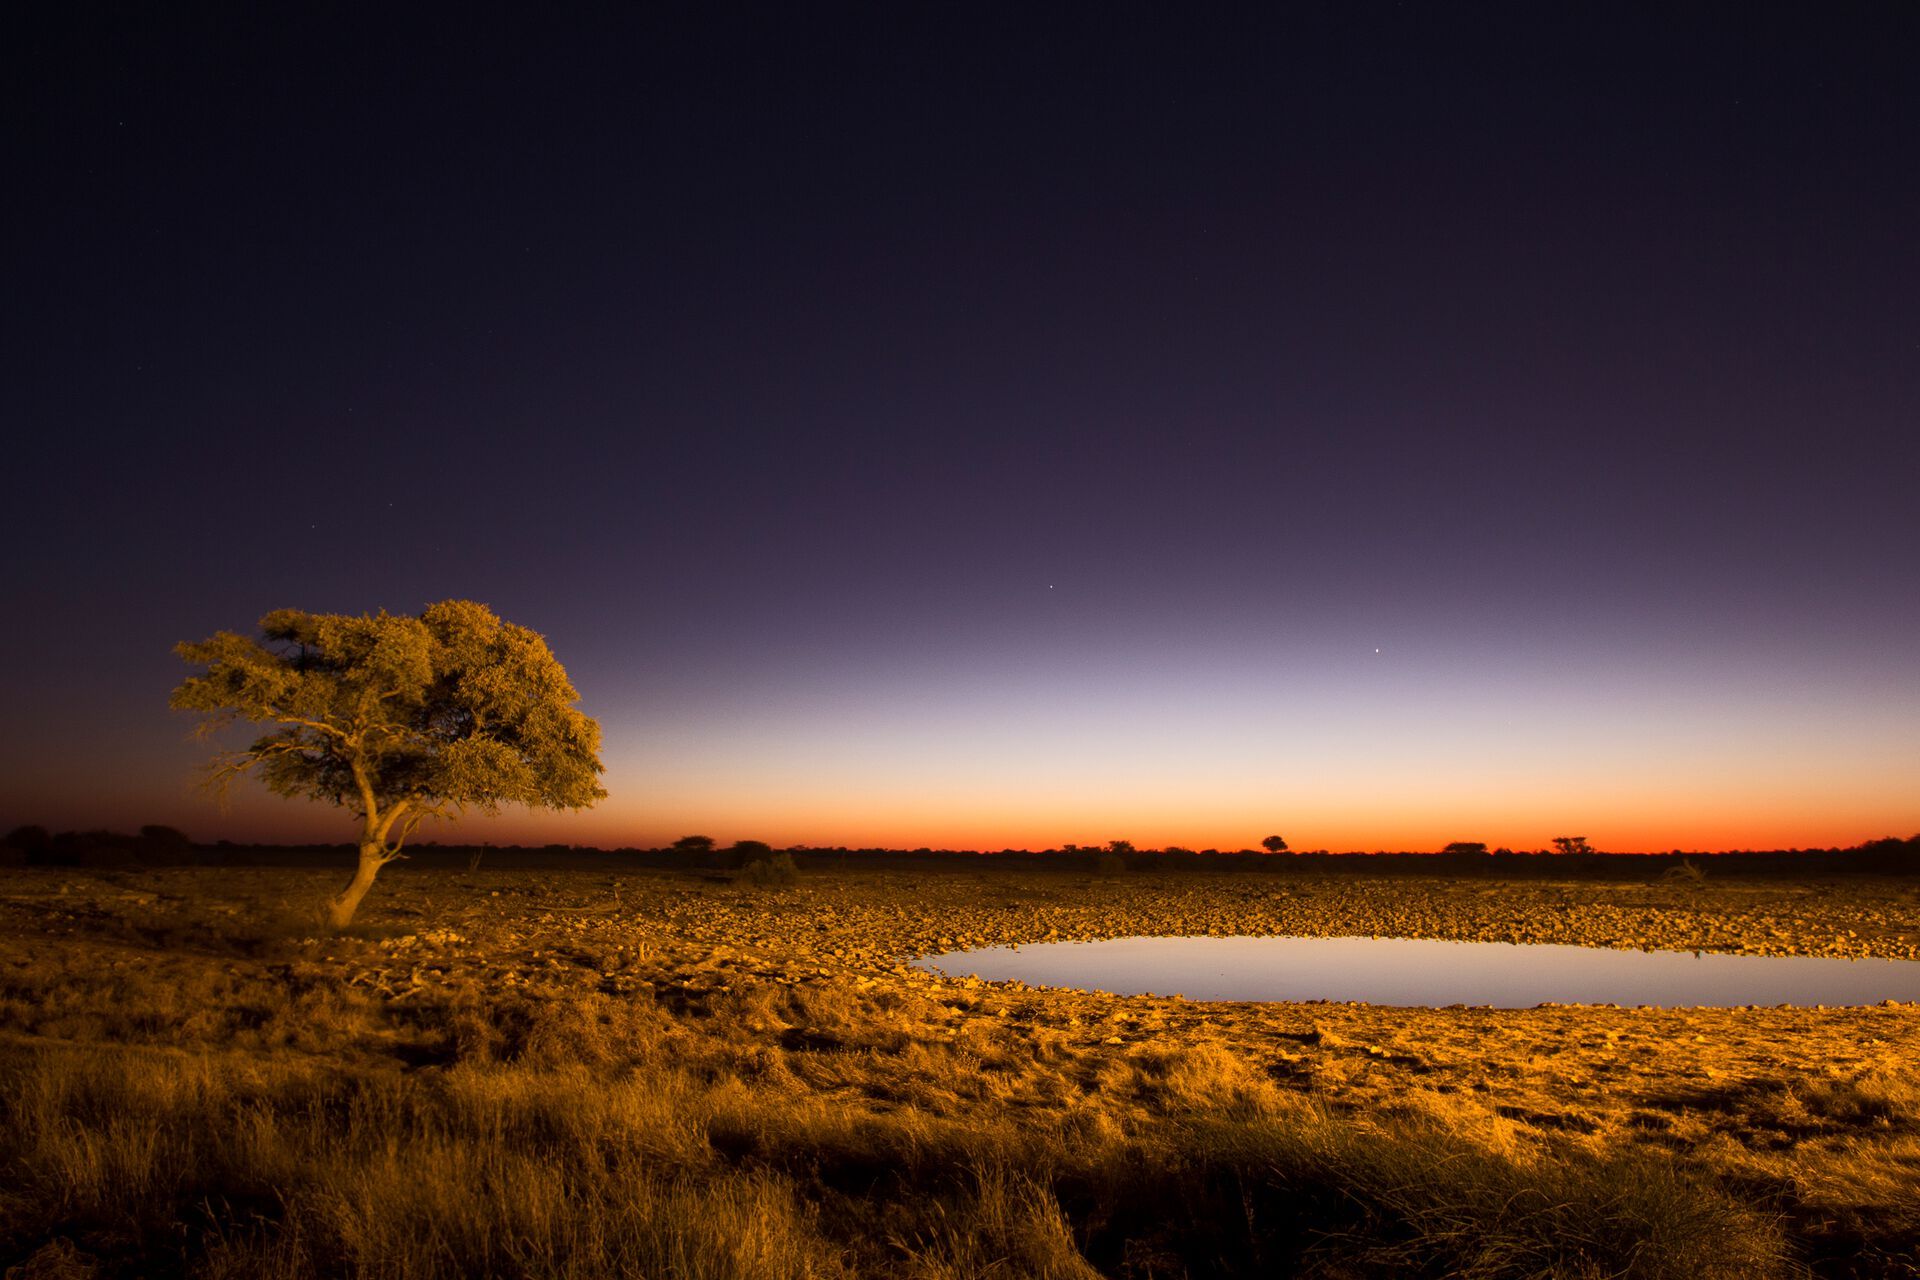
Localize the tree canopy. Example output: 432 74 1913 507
171 600 605 924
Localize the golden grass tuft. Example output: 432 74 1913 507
1096 1041 1284 1115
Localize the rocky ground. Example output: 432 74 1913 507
8 866 1919 1120
3 863 1918 1276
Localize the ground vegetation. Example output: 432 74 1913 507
2 867 1917 1275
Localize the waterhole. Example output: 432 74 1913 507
915 935 1920 1008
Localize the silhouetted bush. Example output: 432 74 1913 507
38 830 129 866
136 825 196 866
670 834 717 860
1 825 48 867
724 840 774 871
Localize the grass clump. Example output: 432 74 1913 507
739 851 801 888
0 1040 1799 1279
1660 858 1708 886
1797 1068 1920 1128
1065 1102 1792 1280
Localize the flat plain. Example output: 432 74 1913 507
2 864 1916 1278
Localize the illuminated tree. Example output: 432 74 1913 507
171 601 605 927
1261 834 1289 854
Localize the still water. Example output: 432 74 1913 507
916 935 1920 1008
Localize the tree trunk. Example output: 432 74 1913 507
327 841 385 928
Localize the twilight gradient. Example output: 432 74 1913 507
3 8 1916 852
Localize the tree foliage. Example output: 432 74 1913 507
171 600 605 925
1261 834 1289 854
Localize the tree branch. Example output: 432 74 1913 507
374 797 412 845
260 706 347 738
199 741 306 800
348 754 380 826
385 809 433 862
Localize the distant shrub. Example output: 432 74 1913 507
4 824 50 851
0 824 43 867
670 834 716 857
739 852 799 887
40 830 130 867
136 825 196 866
725 840 775 871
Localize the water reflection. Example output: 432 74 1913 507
917 935 1920 1008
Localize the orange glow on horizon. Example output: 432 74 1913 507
43 777 1908 855
6 718 1911 857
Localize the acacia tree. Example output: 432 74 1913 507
1261 834 1289 854
171 600 606 927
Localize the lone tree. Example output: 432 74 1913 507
1551 835 1593 855
171 601 606 927
1261 834 1289 854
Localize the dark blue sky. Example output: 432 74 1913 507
4 5 1916 850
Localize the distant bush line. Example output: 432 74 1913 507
5 824 1918 877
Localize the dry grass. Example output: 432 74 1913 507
0 1039 1792 1280
2 865 1914 1276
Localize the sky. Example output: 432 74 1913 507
3 6 1916 853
